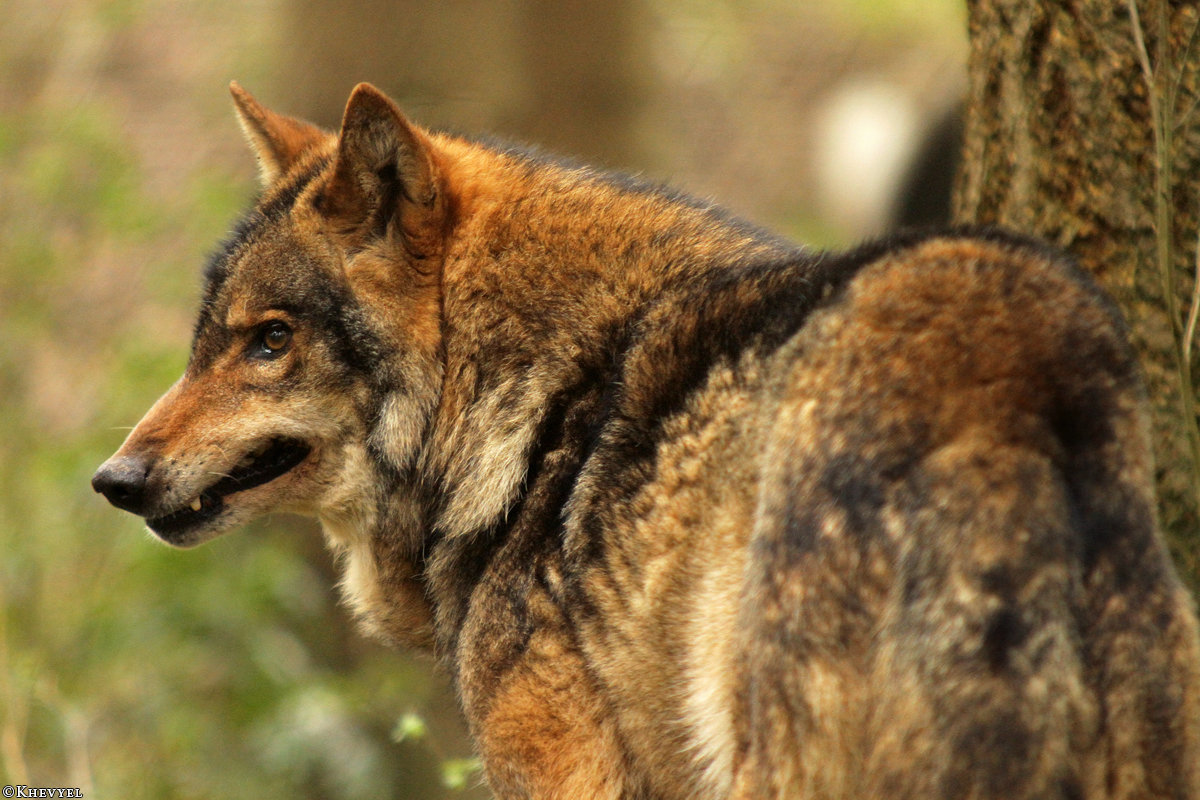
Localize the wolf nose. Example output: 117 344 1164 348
92 455 153 516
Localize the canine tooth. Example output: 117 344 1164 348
190 497 203 512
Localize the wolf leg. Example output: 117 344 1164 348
468 639 632 800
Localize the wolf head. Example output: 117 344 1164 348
92 83 447 548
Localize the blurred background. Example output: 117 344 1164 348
0 1 963 797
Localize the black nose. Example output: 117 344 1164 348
92 455 152 516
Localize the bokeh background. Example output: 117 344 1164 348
0 1 963 797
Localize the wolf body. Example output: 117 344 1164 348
93 83 1200 799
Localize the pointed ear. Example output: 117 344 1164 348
321 83 443 252
229 81 328 185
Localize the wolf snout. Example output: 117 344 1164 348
92 454 154 516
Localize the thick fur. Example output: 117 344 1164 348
95 83 1200 799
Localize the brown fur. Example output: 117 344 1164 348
93 83 1200 799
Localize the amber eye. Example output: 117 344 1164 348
259 321 292 356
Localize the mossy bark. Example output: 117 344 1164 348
955 0 1200 585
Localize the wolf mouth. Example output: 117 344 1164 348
147 438 311 536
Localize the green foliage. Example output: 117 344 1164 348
0 1 960 796
440 759 484 792
0 96 474 798
0 4 481 797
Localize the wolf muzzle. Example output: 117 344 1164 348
92 454 154 516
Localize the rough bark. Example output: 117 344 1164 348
955 0 1200 585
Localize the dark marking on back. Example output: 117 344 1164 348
982 608 1030 672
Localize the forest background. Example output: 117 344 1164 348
2 1 1039 797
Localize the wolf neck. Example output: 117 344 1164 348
423 136 798 542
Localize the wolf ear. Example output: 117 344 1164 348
229 81 327 186
321 83 443 253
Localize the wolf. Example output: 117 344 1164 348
93 82 1200 799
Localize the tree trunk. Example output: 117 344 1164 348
954 0 1200 586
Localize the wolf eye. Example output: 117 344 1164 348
257 322 292 356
